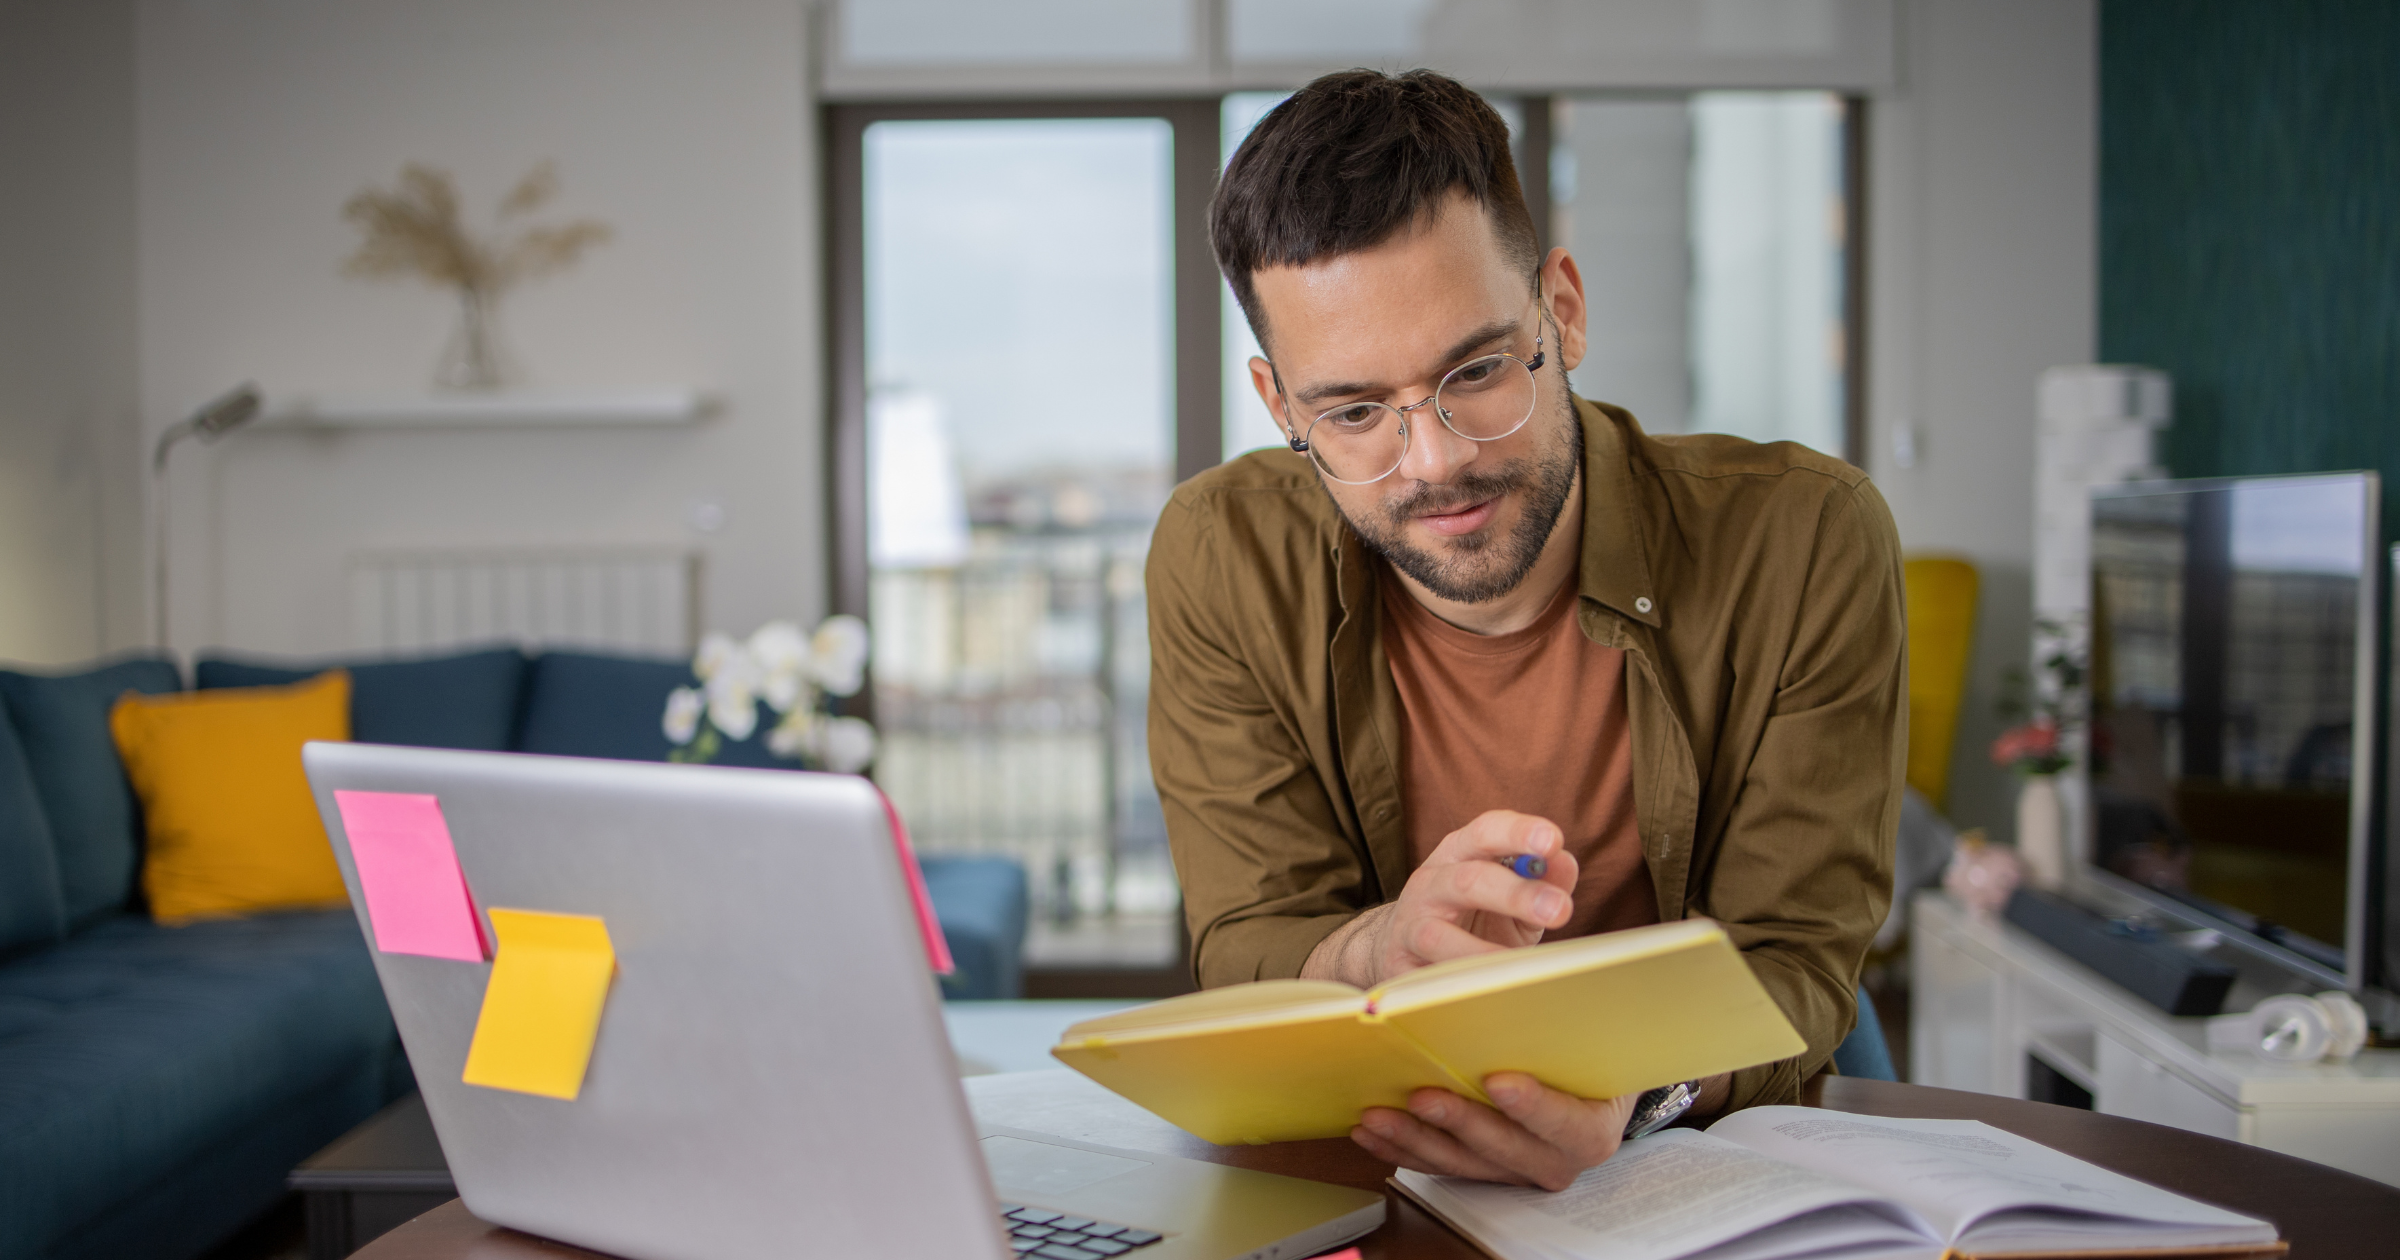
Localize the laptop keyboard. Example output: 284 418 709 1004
997 1204 1166 1258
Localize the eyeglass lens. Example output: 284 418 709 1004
1303 353 1538 484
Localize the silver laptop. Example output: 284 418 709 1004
303 742 1383 1260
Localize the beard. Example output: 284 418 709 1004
1336 401 1582 605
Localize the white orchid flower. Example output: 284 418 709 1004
747 619 810 713
819 715 877 774
693 632 741 683
808 614 871 698
661 686 704 745
766 708 822 761
707 686 759 741
704 647 761 741
759 671 807 715
747 619 807 669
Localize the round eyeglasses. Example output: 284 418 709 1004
1283 329 1546 485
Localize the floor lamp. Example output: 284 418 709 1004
152 383 263 651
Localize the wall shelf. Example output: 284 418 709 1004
264 389 711 429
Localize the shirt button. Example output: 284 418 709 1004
1635 596 1654 614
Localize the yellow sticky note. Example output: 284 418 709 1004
461 908 616 1100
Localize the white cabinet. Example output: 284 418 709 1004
2094 1031 2240 1141
1910 891 2400 1187
1911 927 2003 1094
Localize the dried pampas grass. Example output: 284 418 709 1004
341 160 611 297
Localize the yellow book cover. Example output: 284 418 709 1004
1049 919 1805 1145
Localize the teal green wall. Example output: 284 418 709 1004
2101 0 2400 538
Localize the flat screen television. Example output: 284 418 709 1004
2087 472 2382 995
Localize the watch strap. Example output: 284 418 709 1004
1622 1080 1698 1140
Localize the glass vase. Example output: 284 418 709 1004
434 287 509 390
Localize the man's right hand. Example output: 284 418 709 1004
1302 810 1580 989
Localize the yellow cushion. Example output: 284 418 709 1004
110 669 352 923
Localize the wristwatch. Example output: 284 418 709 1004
1622 1080 1698 1140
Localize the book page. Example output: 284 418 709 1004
1675 1207 1940 1260
1396 1129 1936 1260
1056 980 1362 1040
1370 919 1722 1012
1372 923 1804 1107
1706 1108 2274 1249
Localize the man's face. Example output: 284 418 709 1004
1247 195 1587 605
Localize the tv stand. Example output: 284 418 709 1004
1909 890 2400 1186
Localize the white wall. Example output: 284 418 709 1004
0 0 144 667
137 0 822 659
1867 0 2098 839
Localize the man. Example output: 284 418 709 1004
1146 69 1904 1191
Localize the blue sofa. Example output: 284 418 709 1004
0 647 1026 1260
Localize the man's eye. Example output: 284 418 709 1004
1324 405 1382 429
1450 360 1498 386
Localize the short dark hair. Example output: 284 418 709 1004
1210 68 1541 348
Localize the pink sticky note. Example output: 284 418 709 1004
334 790 489 962
875 788 954 976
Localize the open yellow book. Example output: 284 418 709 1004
1049 919 1806 1145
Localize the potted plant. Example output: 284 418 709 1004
662 615 876 772
1992 618 2084 889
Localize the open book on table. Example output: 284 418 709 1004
1050 919 1804 1145
1394 1106 2283 1260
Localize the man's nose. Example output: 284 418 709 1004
1394 403 1479 485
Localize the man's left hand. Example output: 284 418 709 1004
1349 1073 1637 1192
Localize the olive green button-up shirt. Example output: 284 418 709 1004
1144 397 1905 1112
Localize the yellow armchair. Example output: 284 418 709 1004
1902 556 1979 812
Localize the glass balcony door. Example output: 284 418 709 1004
829 102 1220 962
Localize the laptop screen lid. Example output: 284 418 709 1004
303 742 1004 1260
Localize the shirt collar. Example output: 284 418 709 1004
1573 394 1663 628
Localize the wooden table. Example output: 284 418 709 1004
288 1093 457 1260
353 1071 2400 1258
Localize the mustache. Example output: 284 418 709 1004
1381 465 1531 524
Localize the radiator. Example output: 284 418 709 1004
347 548 699 656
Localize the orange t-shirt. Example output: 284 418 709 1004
1380 571 1657 940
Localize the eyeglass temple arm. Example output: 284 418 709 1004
1266 362 1313 453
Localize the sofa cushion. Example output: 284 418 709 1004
196 646 527 751
0 910 402 1257
515 650 785 766
0 692 67 961
112 671 353 924
0 656 183 927
514 651 689 760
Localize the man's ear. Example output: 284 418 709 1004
1248 355 1294 442
1540 247 1590 375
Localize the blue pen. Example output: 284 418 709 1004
1505 854 1547 879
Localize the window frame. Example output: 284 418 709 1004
822 98 1225 632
